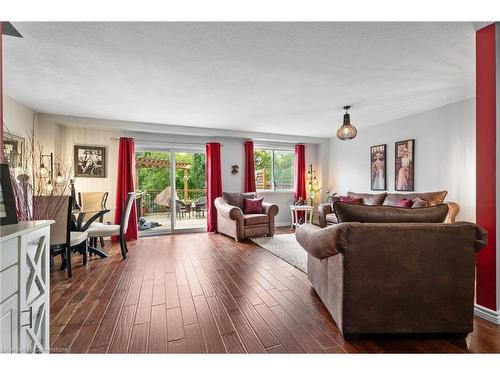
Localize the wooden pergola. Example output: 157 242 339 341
135 156 192 200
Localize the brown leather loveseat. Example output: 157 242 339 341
296 204 487 339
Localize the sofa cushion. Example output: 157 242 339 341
244 214 269 226
347 192 387 205
244 197 264 214
334 201 449 223
326 213 339 224
223 192 256 209
383 191 448 207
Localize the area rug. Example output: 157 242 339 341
250 234 308 273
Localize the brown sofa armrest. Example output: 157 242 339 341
214 197 243 221
262 202 279 217
445 201 460 223
318 203 333 228
475 224 488 251
454 222 488 251
296 223 357 259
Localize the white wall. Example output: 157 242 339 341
58 126 120 221
329 98 475 221
2 95 35 144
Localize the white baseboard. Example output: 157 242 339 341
474 304 500 324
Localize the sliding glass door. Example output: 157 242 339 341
135 151 172 233
172 151 207 231
135 149 206 235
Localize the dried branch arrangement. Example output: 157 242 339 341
4 127 73 221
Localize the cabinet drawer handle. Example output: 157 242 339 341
21 307 33 329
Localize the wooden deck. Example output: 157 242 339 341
49 231 500 353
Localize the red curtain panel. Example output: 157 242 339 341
114 137 138 240
294 144 307 203
244 140 256 192
206 142 223 232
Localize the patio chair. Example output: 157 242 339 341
194 196 206 218
176 200 191 220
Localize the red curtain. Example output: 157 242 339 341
206 142 223 232
114 137 138 241
244 140 256 192
294 144 307 203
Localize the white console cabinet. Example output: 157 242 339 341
0 221 53 353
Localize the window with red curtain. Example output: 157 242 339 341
244 140 256 192
114 137 138 240
294 144 306 203
206 142 222 232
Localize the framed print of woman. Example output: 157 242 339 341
370 144 386 191
395 139 414 191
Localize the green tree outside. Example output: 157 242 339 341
254 149 294 190
136 151 206 193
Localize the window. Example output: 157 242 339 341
254 148 294 191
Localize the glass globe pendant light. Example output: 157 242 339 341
336 105 358 141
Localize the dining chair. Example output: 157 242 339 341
85 192 136 259
34 195 88 278
79 191 108 247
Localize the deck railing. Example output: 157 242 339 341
140 189 206 213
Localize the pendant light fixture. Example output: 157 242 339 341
336 105 358 141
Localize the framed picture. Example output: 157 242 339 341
0 163 19 226
3 131 25 171
74 145 106 178
395 139 415 191
370 144 386 191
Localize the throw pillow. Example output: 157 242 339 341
223 192 256 209
383 191 448 206
412 197 428 208
339 196 363 205
244 197 264 214
333 201 449 223
397 198 413 208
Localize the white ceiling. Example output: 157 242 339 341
3 22 477 138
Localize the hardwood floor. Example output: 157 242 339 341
50 229 500 354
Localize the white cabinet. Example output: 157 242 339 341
0 294 18 353
0 221 52 353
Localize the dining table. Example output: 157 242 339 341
72 208 111 258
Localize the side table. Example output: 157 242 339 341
290 205 313 230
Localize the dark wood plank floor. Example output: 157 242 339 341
50 229 500 353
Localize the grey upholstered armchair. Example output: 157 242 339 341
214 192 279 241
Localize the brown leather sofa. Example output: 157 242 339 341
214 192 279 241
296 220 488 338
318 191 460 227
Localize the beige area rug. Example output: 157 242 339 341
250 234 307 273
